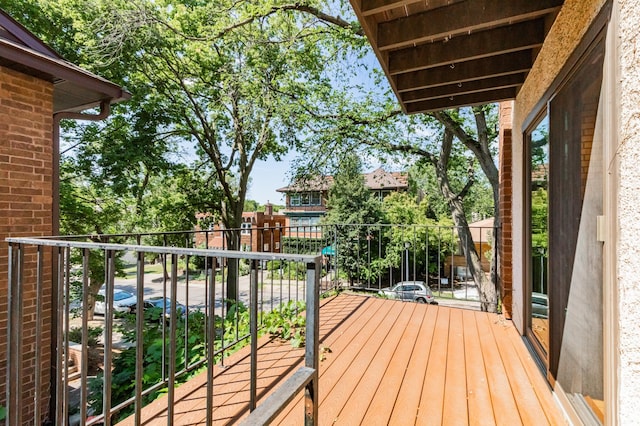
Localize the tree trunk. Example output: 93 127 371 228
435 129 498 312
225 229 240 307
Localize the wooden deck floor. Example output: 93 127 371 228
120 294 566 425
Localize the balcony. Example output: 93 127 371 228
4 226 562 425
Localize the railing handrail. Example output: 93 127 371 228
5 236 318 262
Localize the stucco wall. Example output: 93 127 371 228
616 0 640 422
511 0 608 333
512 0 640 422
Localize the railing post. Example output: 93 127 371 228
305 260 320 426
249 259 259 411
7 243 23 426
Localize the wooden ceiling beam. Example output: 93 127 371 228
400 74 525 103
405 87 517 114
377 0 563 51
396 51 532 92
360 0 459 17
388 19 545 75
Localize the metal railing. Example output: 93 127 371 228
5 235 321 425
4 222 494 425
194 222 495 304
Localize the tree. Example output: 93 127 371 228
380 192 455 280
86 0 366 303
322 154 382 284
296 104 501 312
6 0 367 305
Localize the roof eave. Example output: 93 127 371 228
0 38 130 113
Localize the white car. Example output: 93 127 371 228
94 288 137 315
379 281 438 305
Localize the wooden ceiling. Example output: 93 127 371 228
349 0 564 113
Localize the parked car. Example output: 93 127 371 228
532 292 548 319
131 296 187 322
94 288 137 315
379 281 438 305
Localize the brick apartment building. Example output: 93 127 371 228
194 203 287 253
0 10 127 421
276 167 408 237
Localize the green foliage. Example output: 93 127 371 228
264 261 308 280
323 154 383 283
282 237 326 254
263 301 307 348
531 188 548 251
68 326 103 347
380 193 456 275
87 297 308 420
0 405 6 421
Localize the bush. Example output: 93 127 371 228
68 326 103 347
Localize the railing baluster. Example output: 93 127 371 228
134 250 145 425
80 248 90 426
103 249 115 426
63 246 71 425
34 245 44 426
249 259 259 411
55 246 65 426
167 253 179 423
206 257 216 425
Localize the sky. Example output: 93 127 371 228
246 154 294 205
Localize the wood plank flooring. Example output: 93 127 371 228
118 294 565 425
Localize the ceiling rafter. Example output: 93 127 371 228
400 74 526 104
349 0 564 113
396 51 532 93
377 0 563 51
360 0 459 17
405 87 517 113
388 19 545 75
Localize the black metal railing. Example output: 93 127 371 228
5 235 321 426
4 222 495 425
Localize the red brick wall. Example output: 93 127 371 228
0 65 53 421
499 102 513 319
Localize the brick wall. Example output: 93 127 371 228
0 65 53 421
498 102 513 319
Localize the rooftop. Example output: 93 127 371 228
277 168 408 193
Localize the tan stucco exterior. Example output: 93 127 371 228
614 1 640 423
511 0 640 423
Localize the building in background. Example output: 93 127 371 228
195 203 287 253
276 168 408 237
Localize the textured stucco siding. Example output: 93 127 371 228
616 1 640 422
511 0 608 333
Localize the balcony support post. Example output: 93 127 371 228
305 260 320 426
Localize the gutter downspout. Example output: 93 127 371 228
49 98 112 423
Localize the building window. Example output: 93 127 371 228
263 243 270 251
291 216 321 232
241 222 251 235
290 191 321 206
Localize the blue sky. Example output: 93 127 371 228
246 153 294 205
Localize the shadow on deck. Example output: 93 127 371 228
119 294 565 425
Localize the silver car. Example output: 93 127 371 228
94 288 137 315
379 281 438 304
